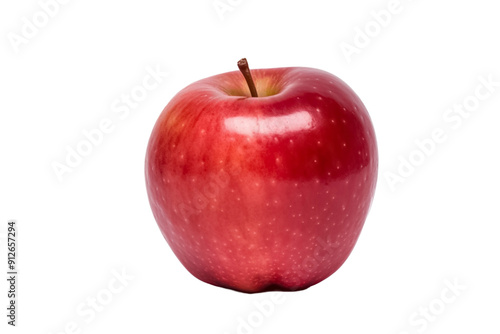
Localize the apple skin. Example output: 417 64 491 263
145 66 378 293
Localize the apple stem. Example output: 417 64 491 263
237 58 258 97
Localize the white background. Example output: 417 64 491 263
1 0 499 333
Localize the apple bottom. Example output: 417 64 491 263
152 169 373 293
177 235 360 293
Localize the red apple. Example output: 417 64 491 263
145 59 378 293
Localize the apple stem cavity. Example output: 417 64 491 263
237 58 258 98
